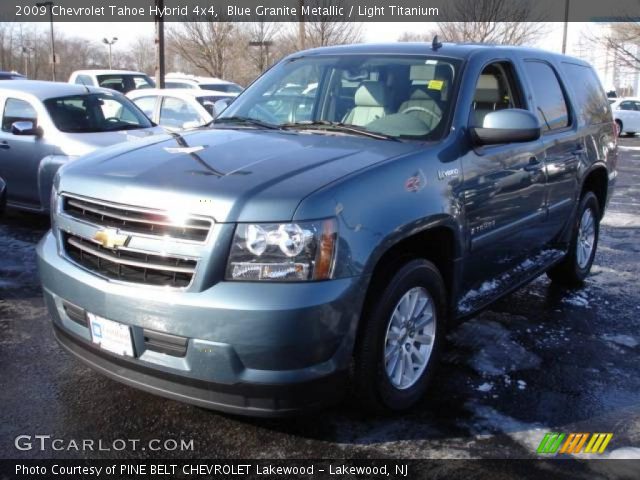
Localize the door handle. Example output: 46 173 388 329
524 156 542 171
0 141 9 150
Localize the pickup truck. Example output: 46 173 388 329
38 42 617 416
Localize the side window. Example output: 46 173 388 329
159 97 201 128
523 61 570 132
133 96 157 118
620 101 636 111
561 62 610 125
471 62 524 127
634 101 640 111
2 98 38 132
75 75 94 86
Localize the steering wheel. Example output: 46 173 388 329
401 106 440 120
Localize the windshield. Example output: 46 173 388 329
96 74 155 93
218 54 460 140
44 92 154 133
201 83 243 93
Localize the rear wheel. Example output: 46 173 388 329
353 259 446 414
547 191 600 286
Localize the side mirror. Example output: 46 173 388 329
470 109 541 146
12 120 40 136
213 98 231 116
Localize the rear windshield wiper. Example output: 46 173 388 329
214 116 281 130
281 120 400 141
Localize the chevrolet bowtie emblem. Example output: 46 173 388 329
93 229 128 249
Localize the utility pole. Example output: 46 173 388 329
155 0 165 88
102 37 118 69
561 0 570 54
298 0 305 49
36 1 55 80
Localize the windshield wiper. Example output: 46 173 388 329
214 116 281 130
281 120 400 141
104 124 145 131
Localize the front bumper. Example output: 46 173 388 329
37 231 366 416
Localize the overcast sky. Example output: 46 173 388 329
57 21 579 53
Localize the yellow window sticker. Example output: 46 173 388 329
428 80 444 91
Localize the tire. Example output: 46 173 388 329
615 120 622 137
626 132 636 137
352 258 446 414
547 191 600 286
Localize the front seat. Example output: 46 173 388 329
398 64 452 130
472 74 506 126
343 81 390 127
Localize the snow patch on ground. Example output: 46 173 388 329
448 317 542 376
601 212 640 228
477 382 493 392
606 447 640 459
465 402 547 453
602 334 639 348
562 290 591 308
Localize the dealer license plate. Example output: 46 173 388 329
88 313 134 357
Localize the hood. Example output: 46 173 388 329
58 126 165 157
58 128 422 222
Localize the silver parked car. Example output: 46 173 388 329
127 88 237 130
0 81 163 213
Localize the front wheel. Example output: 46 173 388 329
353 259 446 414
547 191 600 286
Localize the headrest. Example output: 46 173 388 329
409 64 436 82
409 87 431 100
354 81 387 107
474 74 502 103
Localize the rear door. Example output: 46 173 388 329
461 59 547 288
521 60 580 240
0 97 49 207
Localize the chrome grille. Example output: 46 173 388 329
64 233 196 288
62 195 212 243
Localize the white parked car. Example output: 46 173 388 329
127 88 237 130
164 73 243 94
69 70 155 94
610 97 640 136
0 81 163 213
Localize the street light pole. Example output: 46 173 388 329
36 1 55 81
102 37 118 69
248 40 274 72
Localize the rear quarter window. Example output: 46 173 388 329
561 62 611 125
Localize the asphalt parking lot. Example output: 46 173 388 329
1 138 639 465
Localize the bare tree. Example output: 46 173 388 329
167 19 237 78
438 0 546 46
129 35 156 74
598 22 640 70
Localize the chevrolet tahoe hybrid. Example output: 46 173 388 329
38 43 617 416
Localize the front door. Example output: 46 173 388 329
0 97 48 208
461 61 548 291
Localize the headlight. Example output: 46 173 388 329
226 219 337 281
